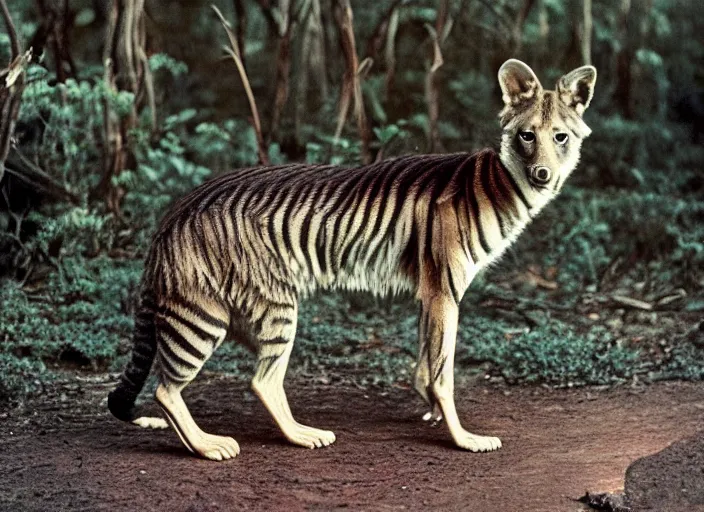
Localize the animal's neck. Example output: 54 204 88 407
495 150 557 221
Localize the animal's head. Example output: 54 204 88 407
497 59 596 194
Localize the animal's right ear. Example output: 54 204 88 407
498 59 543 108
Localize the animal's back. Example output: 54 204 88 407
148 152 471 302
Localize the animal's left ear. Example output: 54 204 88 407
556 66 597 116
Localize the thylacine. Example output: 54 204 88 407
108 59 596 460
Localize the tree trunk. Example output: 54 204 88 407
91 0 155 213
31 0 77 82
295 0 328 146
426 0 451 154
333 0 371 164
512 0 536 56
614 0 632 118
581 0 593 65
270 18 293 143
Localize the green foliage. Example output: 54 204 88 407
462 321 640 387
0 352 46 405
653 343 704 381
0 258 138 365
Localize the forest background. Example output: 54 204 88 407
0 0 702 405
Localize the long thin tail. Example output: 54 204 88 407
108 289 157 422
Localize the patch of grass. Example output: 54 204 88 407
651 343 704 381
0 353 47 405
0 258 141 402
459 319 640 387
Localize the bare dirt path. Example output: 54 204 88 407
1 378 703 512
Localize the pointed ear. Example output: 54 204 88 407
556 65 597 116
498 59 543 108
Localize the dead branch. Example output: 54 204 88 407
333 0 371 164
365 0 404 61
233 0 248 69
0 0 30 185
4 149 79 204
212 5 269 165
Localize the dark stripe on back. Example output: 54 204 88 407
479 152 507 239
164 298 229 331
465 155 491 255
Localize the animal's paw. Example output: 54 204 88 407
193 433 241 461
454 431 502 452
284 423 336 449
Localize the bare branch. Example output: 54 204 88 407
333 0 371 164
212 5 269 165
0 0 21 59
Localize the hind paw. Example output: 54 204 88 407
194 433 241 461
283 423 336 449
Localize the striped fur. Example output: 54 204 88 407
108 59 596 459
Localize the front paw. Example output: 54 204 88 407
454 431 502 452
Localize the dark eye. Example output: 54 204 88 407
554 133 569 145
519 131 535 143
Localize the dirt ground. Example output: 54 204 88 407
1 377 703 512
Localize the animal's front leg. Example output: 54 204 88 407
422 294 502 452
414 309 443 423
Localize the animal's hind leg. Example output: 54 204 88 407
251 300 336 449
153 295 240 461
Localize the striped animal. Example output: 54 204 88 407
108 59 596 460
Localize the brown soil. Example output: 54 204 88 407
1 378 703 512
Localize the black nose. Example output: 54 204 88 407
531 166 551 184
